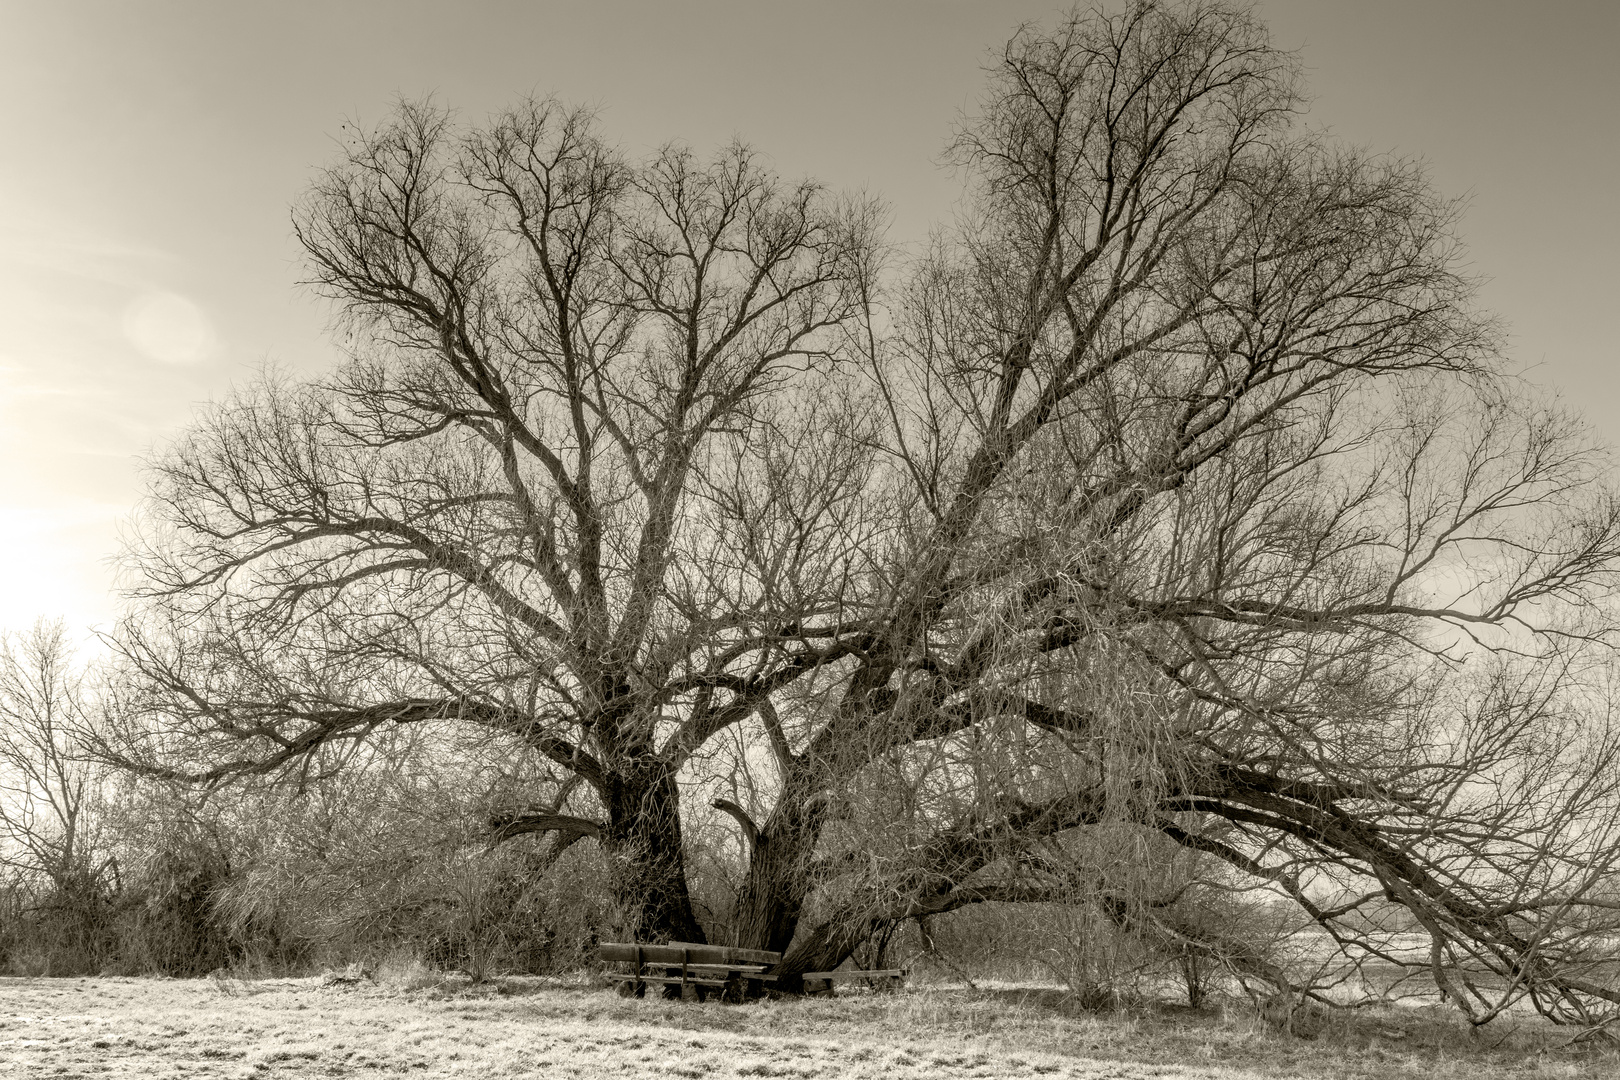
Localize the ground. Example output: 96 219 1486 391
0 975 1614 1079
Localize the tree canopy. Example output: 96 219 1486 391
107 1 1620 1017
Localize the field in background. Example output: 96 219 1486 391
1 974 1616 1080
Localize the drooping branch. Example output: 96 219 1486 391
486 811 603 845
712 799 760 854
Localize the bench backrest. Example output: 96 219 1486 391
599 941 781 967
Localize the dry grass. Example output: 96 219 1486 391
0 975 1615 1079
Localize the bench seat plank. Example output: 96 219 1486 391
607 972 779 986
679 963 771 973
607 974 731 987
801 968 908 980
599 942 781 968
667 941 782 966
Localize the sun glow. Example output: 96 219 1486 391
0 502 121 644
121 290 217 365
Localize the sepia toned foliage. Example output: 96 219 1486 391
100 0 1620 1018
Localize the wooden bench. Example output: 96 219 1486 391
599 942 781 1001
800 967 908 996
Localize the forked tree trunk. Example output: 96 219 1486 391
732 775 890 990
730 778 829 955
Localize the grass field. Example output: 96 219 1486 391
1 973 1615 1079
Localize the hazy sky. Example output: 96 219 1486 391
1 0 1616 640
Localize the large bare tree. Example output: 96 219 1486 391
113 99 882 944
739 2 1620 1015
112 1 1620 1015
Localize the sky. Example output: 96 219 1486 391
0 0 1616 643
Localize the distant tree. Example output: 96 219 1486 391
109 0 1620 1017
0 621 116 971
0 621 109 900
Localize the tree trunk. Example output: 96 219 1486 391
775 908 886 992
730 776 829 955
601 762 705 944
